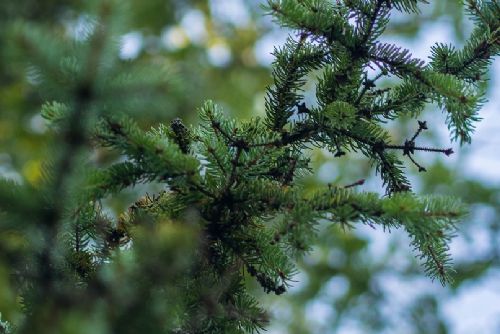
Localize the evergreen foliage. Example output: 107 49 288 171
0 0 498 333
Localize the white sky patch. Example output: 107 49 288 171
305 299 334 328
336 324 365 334
323 275 350 300
354 223 393 260
65 14 97 41
317 161 339 183
375 274 446 333
28 114 47 134
0 154 22 183
449 204 496 261
254 30 288 66
379 274 443 307
0 167 22 183
120 31 143 59
209 0 250 26
181 9 207 45
207 42 232 67
161 26 189 51
379 20 456 63
443 269 500 334
288 270 309 293
462 59 500 183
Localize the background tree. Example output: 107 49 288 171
0 1 499 333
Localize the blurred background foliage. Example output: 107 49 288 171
0 1 498 333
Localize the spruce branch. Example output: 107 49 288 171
358 0 389 46
6 1 498 332
265 33 313 131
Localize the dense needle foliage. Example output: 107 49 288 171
0 0 498 333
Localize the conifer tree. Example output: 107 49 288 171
0 0 498 333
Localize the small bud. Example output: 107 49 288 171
403 140 415 155
296 102 309 114
418 120 428 130
275 285 286 295
170 118 191 154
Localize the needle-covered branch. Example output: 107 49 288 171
1 1 498 333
